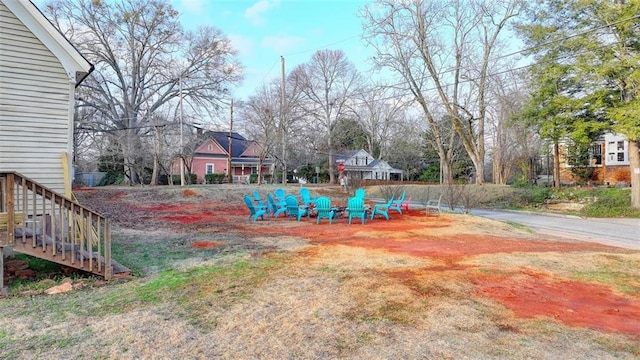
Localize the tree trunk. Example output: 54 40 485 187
150 127 161 186
469 152 484 185
629 139 640 209
553 141 561 188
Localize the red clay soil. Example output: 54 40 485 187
93 194 640 337
235 211 640 336
192 241 224 249
474 272 640 335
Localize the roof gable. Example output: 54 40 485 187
335 149 371 162
1 0 93 85
195 139 227 155
202 131 251 158
240 142 262 157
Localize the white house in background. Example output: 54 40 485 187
0 0 93 195
335 149 403 181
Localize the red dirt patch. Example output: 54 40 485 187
474 272 640 336
111 191 126 200
159 213 228 224
72 187 97 192
239 214 610 262
192 241 224 249
182 189 198 197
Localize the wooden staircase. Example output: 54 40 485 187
1 172 126 294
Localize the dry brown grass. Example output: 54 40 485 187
1 184 639 359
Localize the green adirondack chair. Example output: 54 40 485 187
346 196 367 224
299 187 317 207
267 193 287 218
370 197 394 220
389 190 406 215
244 194 267 221
315 196 334 224
285 195 309 221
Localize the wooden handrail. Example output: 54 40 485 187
0 171 112 283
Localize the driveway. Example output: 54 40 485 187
469 209 640 250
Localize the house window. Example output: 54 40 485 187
205 163 214 174
208 144 213 151
589 143 602 166
606 139 628 165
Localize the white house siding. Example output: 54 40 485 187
0 3 71 194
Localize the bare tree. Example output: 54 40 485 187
295 50 363 184
44 0 243 184
361 0 522 184
240 84 279 185
488 70 531 184
350 84 409 159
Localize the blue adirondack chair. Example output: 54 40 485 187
244 194 267 221
285 195 309 221
267 193 287 218
274 188 286 203
346 196 367 224
389 190 406 214
370 197 394 220
315 196 334 224
253 190 266 207
299 187 317 207
354 188 366 200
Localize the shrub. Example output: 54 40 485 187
522 186 551 204
97 170 125 186
169 174 197 185
204 173 227 184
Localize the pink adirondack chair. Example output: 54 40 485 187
401 197 412 212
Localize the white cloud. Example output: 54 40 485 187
244 0 278 26
228 34 254 57
261 35 304 53
176 0 205 13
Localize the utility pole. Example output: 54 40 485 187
179 76 185 186
280 55 286 185
227 99 234 184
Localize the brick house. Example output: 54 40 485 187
559 133 631 186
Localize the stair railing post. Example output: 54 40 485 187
6 173 15 247
104 213 112 280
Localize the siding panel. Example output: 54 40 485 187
0 3 71 193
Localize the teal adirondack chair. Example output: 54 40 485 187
285 195 309 221
253 190 266 207
267 193 287 218
274 188 286 203
315 196 334 224
370 197 394 220
244 194 267 221
389 190 406 214
354 188 366 200
346 197 367 225
299 187 317 207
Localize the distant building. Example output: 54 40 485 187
559 132 631 186
334 149 403 181
171 131 273 184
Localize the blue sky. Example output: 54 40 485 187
173 0 373 100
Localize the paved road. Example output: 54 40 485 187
469 209 640 250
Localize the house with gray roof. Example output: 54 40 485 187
334 149 403 181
